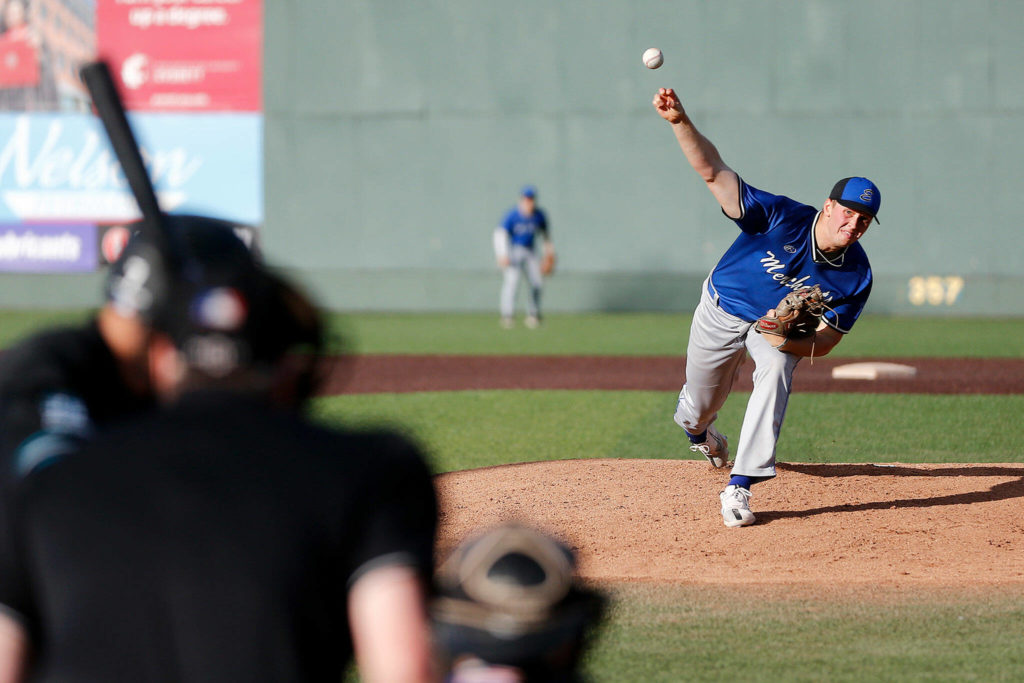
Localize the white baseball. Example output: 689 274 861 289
642 47 663 69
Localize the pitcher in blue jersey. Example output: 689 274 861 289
653 87 880 528
493 185 555 329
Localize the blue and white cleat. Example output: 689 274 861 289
720 485 756 528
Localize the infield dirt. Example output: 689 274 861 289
435 459 1024 590
323 354 1024 590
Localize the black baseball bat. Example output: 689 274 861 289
79 60 185 268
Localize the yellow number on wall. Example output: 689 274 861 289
908 276 964 306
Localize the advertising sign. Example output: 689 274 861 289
0 223 97 272
0 1 263 273
0 113 262 225
97 0 262 112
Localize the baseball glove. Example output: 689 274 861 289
541 250 556 276
754 285 827 339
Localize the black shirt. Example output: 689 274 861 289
0 391 437 682
0 318 153 478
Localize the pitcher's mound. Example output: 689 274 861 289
435 459 1024 589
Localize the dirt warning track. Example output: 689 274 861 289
321 355 1024 396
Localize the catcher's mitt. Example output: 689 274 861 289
754 285 827 339
541 250 556 276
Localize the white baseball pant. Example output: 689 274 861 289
672 278 801 478
500 244 543 319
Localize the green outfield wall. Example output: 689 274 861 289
2 1 1020 316
262 0 1023 316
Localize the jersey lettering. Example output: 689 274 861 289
759 252 835 301
500 207 548 250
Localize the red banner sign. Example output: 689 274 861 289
96 0 262 112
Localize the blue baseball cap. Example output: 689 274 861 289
829 177 880 223
521 185 537 199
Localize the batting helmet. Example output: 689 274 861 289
104 215 256 320
432 524 606 681
105 214 323 380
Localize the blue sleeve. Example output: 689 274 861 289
536 209 548 236
732 180 809 236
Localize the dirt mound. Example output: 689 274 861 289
327 354 1023 592
435 459 1024 589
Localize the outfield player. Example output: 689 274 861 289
0 237 439 681
653 87 878 528
493 185 555 328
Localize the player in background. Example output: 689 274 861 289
652 87 878 528
0 224 439 682
494 185 555 329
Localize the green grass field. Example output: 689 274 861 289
7 309 1023 357
591 584 1024 682
5 310 1024 681
321 312 1024 682
325 311 1024 357
317 390 1024 474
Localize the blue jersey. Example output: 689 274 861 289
499 207 548 250
708 179 872 334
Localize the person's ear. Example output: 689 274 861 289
822 199 834 217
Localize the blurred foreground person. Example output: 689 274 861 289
432 524 605 683
0 216 254 484
0 223 439 682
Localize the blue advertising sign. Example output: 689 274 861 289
0 111 261 272
0 112 262 227
0 223 97 272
